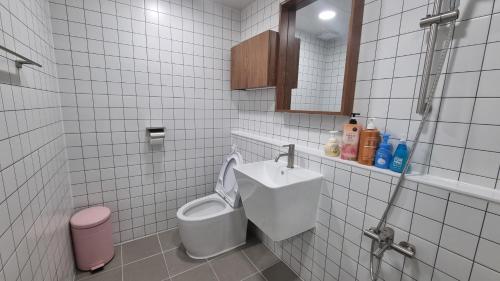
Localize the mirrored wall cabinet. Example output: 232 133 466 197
276 0 364 115
230 0 363 115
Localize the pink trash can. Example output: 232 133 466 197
70 206 114 271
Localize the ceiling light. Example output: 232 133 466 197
318 10 336 21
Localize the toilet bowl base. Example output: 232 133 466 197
185 241 246 260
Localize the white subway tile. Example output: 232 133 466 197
445 202 484 235
476 238 500 272
435 248 473 281
483 42 500 70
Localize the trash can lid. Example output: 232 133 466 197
70 206 111 229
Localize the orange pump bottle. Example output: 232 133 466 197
358 118 380 166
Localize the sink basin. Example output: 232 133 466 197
234 160 322 241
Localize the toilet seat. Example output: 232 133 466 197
176 146 247 259
215 149 242 208
177 148 244 221
177 194 233 222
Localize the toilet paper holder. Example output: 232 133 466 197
146 127 165 145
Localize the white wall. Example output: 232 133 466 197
291 31 344 112
238 0 500 190
0 0 73 281
49 0 240 243
233 133 500 281
25 0 500 280
236 0 500 280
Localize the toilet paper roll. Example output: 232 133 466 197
150 138 163 145
150 132 165 139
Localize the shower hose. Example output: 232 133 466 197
368 99 432 281
367 7 456 279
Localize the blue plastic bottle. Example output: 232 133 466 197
374 133 392 169
390 139 409 173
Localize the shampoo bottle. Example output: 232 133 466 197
341 113 362 161
358 118 380 166
324 131 341 157
390 139 409 173
374 133 392 169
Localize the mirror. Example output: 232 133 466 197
276 0 364 115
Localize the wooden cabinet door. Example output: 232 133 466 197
246 32 271 89
231 40 247 90
231 31 278 90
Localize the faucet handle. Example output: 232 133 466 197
282 144 294 148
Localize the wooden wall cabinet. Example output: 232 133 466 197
231 30 278 90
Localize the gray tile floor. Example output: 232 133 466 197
75 229 301 281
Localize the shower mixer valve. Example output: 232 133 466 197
364 227 416 258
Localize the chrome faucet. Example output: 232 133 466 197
274 144 295 168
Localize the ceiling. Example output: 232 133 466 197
215 0 254 9
296 0 351 40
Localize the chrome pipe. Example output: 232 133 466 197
392 242 416 258
363 228 380 241
417 2 459 115
420 10 459 28
367 1 459 280
363 229 416 258
416 0 443 114
376 92 433 231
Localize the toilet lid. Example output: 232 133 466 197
215 149 243 208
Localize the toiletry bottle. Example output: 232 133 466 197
324 131 341 157
341 113 362 161
375 133 392 169
358 118 380 166
390 139 409 173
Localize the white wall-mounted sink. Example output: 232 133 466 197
234 160 323 241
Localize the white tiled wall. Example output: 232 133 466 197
236 0 500 280
321 38 345 112
234 133 500 281
49 0 240 243
0 0 73 281
237 0 500 189
3 0 493 279
291 31 344 112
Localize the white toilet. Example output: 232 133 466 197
176 147 247 259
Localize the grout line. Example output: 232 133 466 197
122 252 164 267
430 188 452 281
77 245 125 281
467 207 488 281
169 262 208 279
120 244 124 281
207 260 222 281
157 233 172 279
118 232 166 246
240 248 268 281
240 272 262 281
120 233 211 280
162 246 179 255
456 0 496 185
257 239 307 281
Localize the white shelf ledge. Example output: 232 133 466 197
232 130 500 205
406 174 500 204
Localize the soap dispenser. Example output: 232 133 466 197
390 139 409 173
324 131 341 157
358 118 380 166
341 113 362 161
375 133 392 169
